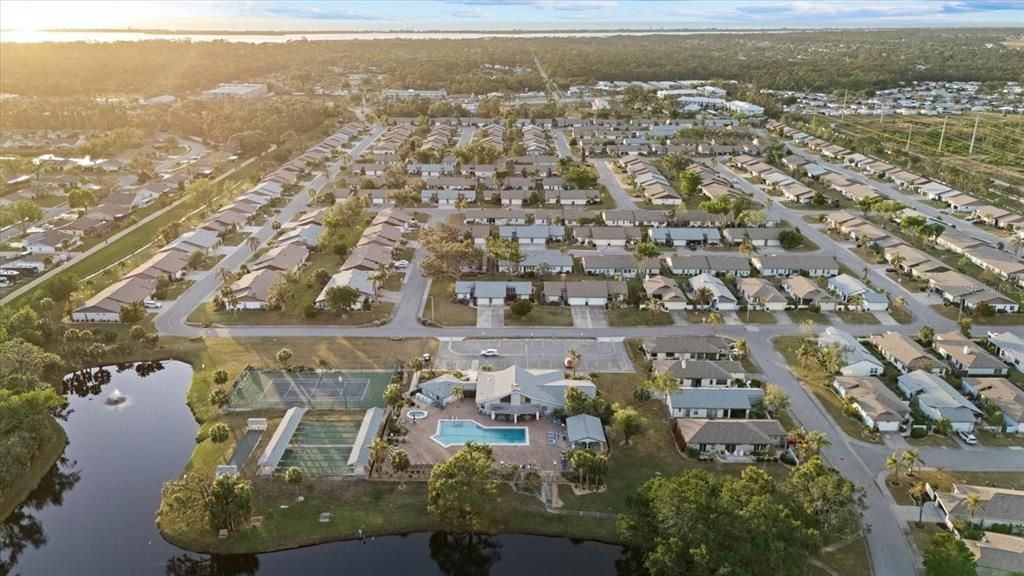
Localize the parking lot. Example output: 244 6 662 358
434 338 635 372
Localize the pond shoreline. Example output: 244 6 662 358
0 418 68 521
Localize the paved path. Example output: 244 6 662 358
592 159 637 210
0 202 71 243
457 127 476 148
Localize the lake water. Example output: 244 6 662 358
0 29 785 44
0 361 624 575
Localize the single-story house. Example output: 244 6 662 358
897 370 981 432
736 277 788 311
783 276 837 311
666 387 765 419
649 227 722 247
673 419 787 455
475 366 596 422
572 226 643 247
833 376 909 432
961 377 1024 434
870 331 946 374
314 269 377 310
71 276 156 323
988 331 1024 371
827 274 889 311
226 269 280 310
453 281 533 305
543 280 628 307
721 228 782 247
934 332 1008 377
498 251 573 275
819 327 884 377
640 335 733 361
752 254 839 277
688 273 738 311
251 244 309 273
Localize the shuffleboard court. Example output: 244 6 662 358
276 420 363 476
228 368 395 411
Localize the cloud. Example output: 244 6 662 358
450 0 618 11
256 3 395 21
446 7 488 17
732 0 1019 19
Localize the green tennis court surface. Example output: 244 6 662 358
229 368 395 411
277 420 363 476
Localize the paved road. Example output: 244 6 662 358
0 202 72 243
749 336 917 576
156 127 383 333
786 145 1007 249
155 136 208 175
552 129 575 160
457 127 476 148
592 158 637 210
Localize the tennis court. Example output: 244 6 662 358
229 368 395 411
277 420 363 476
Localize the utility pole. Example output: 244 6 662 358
968 115 980 155
937 116 947 153
905 125 913 153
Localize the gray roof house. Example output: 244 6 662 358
897 370 981 432
666 387 765 419
674 419 787 454
475 366 596 421
641 335 733 361
566 414 607 451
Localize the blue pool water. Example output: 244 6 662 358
433 420 528 447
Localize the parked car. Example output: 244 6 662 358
143 299 162 309
480 348 499 357
957 430 977 445
393 260 410 269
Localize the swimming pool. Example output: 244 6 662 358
432 419 529 447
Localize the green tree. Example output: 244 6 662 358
213 369 229 385
886 452 902 486
10 199 43 234
923 532 976 576
631 242 660 277
918 325 936 346
427 442 498 531
612 407 648 446
208 389 231 412
762 384 790 417
369 437 392 474
679 170 701 198
957 316 973 337
276 347 292 367
646 371 680 399
509 299 533 318
619 469 820 576
208 423 231 462
567 347 581 377
323 285 361 314
391 449 411 475
909 481 930 527
206 474 253 531
901 448 923 477
785 456 865 538
285 466 304 497
118 301 146 324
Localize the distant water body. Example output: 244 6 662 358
0 29 787 43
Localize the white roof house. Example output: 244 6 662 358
897 371 981 432
688 273 737 311
819 327 885 377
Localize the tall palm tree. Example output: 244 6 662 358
909 482 929 528
706 311 724 326
738 238 758 259
890 253 906 280
901 449 923 477
732 338 748 360
208 423 231 463
965 493 982 526
801 430 831 460
369 438 391 476
846 293 864 312
692 287 713 309
885 451 901 486
285 466 304 497
567 348 581 377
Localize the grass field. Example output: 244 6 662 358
607 308 673 327
836 310 882 325
931 304 1024 326
423 278 477 326
738 309 778 323
787 310 828 325
189 301 394 327
504 305 573 326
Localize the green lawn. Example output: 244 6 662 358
815 537 872 576
220 230 249 247
836 311 882 325
160 280 195 300
773 336 884 444
380 272 405 291
787 310 827 325
423 278 477 326
905 433 959 449
977 430 1024 448
607 308 673 327
739 310 778 324
931 304 1024 325
889 306 915 324
505 305 573 327
189 301 394 327
888 470 1024 505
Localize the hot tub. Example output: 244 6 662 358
407 409 427 421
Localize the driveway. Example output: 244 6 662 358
434 338 635 372
571 306 608 328
476 305 505 328
592 159 637 210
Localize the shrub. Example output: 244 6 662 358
509 299 533 318
910 426 929 439
686 446 700 459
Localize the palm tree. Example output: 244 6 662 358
846 293 864 312
646 371 681 399
692 287 714 309
285 466 304 498
892 295 906 312
706 311 724 326
890 253 906 280
796 339 818 364
800 430 831 459
209 423 231 463
732 338 748 360
246 235 260 252
886 451 902 486
738 238 758 258
965 493 982 526
902 449 923 477
567 348 581 377
631 242 661 278
909 481 929 528
369 437 391 476
391 449 411 488
451 385 465 401
1010 234 1023 257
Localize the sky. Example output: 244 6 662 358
1 0 1022 31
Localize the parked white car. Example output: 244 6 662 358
143 299 162 309
957 430 977 445
393 260 410 269
480 348 499 357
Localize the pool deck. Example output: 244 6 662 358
398 400 569 472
